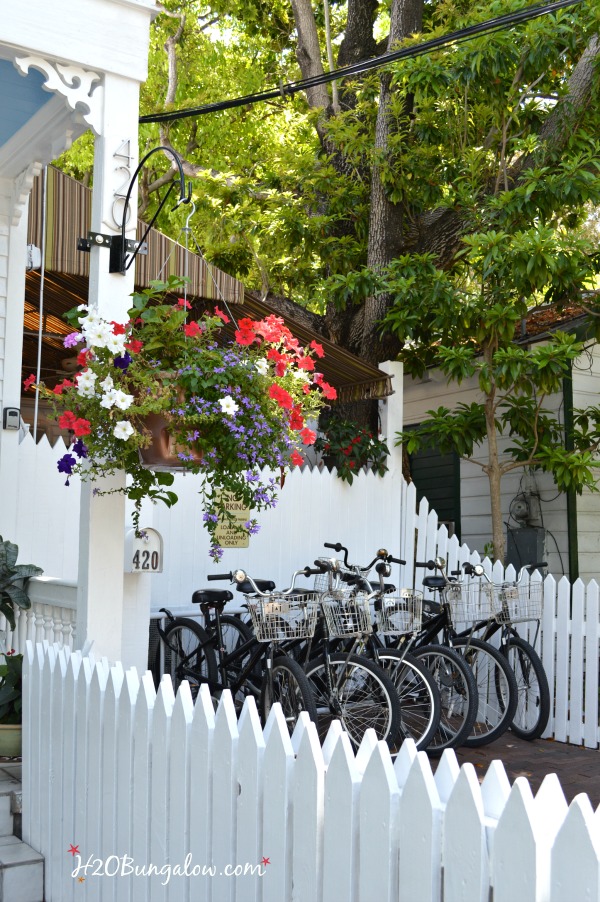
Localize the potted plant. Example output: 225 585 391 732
0 651 23 757
0 536 43 630
314 417 389 484
29 276 337 561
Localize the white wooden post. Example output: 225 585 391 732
76 69 152 671
379 360 404 479
0 190 31 540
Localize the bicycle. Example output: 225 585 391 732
411 557 519 747
316 543 476 754
156 566 320 733
458 560 550 740
301 557 404 752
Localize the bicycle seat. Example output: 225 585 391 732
422 576 447 590
236 579 276 594
192 589 234 608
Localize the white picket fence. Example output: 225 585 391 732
23 641 600 902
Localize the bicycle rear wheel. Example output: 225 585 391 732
260 656 318 734
158 618 217 699
503 635 550 740
451 636 518 747
305 652 402 751
411 644 479 754
371 650 441 751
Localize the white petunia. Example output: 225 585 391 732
100 389 118 409
84 321 113 349
218 395 239 416
100 375 114 391
78 312 102 332
113 420 135 440
254 358 269 376
105 333 127 356
76 370 97 398
113 390 134 411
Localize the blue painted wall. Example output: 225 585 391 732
0 60 52 147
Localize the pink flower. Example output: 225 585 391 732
177 298 191 310
23 374 36 391
290 450 304 467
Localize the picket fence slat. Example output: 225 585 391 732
23 642 600 902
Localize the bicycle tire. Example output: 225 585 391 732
502 635 551 740
411 644 479 754
260 656 318 734
370 649 441 751
451 636 518 747
304 652 402 751
158 618 218 699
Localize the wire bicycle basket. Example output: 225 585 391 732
375 589 423 634
321 589 373 638
489 582 543 623
445 580 495 626
245 593 319 642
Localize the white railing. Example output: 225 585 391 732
24 642 600 902
0 578 77 655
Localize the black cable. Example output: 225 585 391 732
140 0 582 124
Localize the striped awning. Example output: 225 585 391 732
27 166 244 303
22 167 393 402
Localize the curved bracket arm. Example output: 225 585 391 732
109 145 192 275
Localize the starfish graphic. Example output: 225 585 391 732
78 877 85 883
261 857 271 866
68 844 80 856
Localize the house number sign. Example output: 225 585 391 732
125 528 163 573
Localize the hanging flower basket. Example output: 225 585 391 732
29 277 337 560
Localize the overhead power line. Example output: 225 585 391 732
139 0 582 125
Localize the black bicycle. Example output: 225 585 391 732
316 542 477 755
457 560 550 740
156 566 320 733
410 557 519 747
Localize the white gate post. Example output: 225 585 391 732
379 360 404 477
76 62 153 671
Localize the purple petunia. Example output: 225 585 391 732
63 332 82 348
72 438 88 459
113 352 133 371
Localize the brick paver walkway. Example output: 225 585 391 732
450 735 599 806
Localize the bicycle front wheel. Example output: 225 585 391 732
158 618 218 700
260 656 318 733
503 635 550 740
411 644 479 754
305 652 402 751
372 650 441 751
452 636 518 747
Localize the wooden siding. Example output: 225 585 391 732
572 343 600 579
402 370 571 577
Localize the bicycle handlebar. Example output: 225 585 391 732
208 566 320 596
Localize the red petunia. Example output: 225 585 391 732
269 384 294 410
184 322 202 338
289 407 304 430
77 349 92 367
58 411 77 430
300 427 317 445
73 418 91 437
214 305 230 324
290 450 304 467
297 356 315 372
52 379 74 395
23 374 36 391
125 338 143 354
111 321 127 335
177 298 191 310
320 381 337 400
310 340 325 358
235 327 256 346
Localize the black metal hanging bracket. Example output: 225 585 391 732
77 146 192 274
